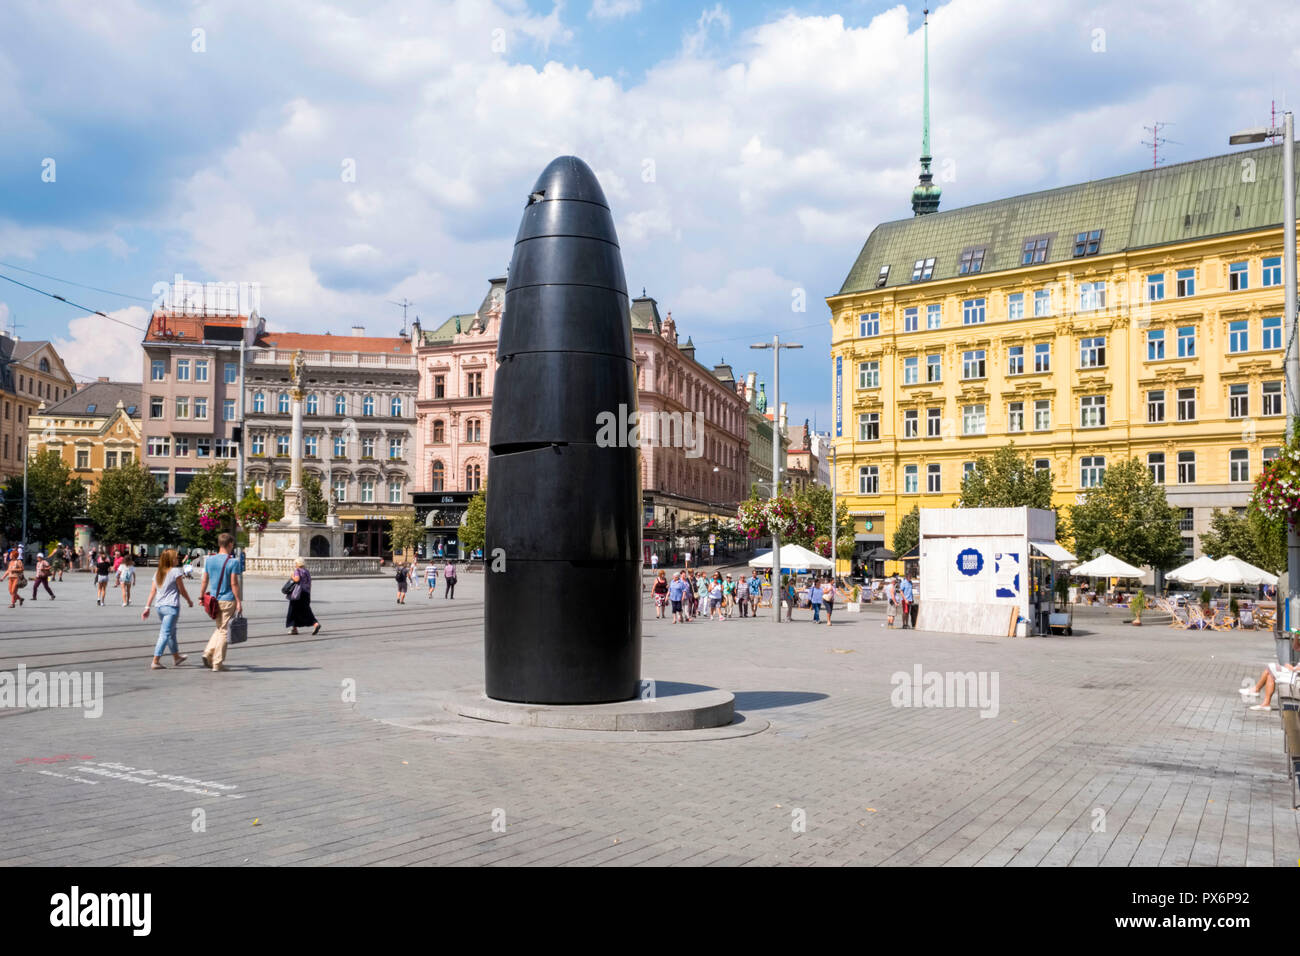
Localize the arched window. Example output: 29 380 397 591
466 418 482 443
362 395 375 416
334 394 346 415
466 462 482 491
252 392 265 413
277 392 290 414
305 393 319 415
432 420 445 443
39 358 50 372
390 396 403 417
431 460 445 491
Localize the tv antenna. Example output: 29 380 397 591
390 298 414 334
1141 122 1180 168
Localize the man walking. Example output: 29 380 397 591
900 575 914 630
200 533 243 672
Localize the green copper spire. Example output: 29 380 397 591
911 8 941 216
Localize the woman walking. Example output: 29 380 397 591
94 552 112 606
4 550 26 607
141 549 193 669
286 558 320 635
822 577 835 627
444 560 457 599
117 553 137 606
395 561 409 604
31 553 55 600
652 570 669 619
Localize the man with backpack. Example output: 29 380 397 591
444 560 457 599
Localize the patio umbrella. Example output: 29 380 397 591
1166 555 1219 584
748 543 833 572
1070 553 1144 578
1170 554 1277 588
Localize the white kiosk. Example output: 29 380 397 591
916 507 1074 637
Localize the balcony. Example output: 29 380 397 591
249 349 416 370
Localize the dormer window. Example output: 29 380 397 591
1021 236 1050 265
875 265 890 288
958 246 987 275
911 257 936 282
1072 229 1102 257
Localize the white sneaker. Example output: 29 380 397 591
1249 703 1271 711
1239 687 1259 698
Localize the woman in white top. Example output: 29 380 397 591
117 554 137 607
141 549 194 670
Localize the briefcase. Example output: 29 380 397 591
227 612 249 645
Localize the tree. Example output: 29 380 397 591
389 510 422 559
461 484 487 556
269 473 328 523
176 464 235 550
892 505 920 557
1199 507 1285 574
959 443 1054 510
0 450 86 544
1069 457 1183 571
793 484 854 552
88 460 172 545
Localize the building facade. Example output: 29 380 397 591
0 337 77 479
30 379 142 493
736 371 792 497
828 143 1297 574
244 328 417 559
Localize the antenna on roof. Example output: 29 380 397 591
6 312 20 341
1141 122 1180 168
389 298 414 336
1270 99 1283 144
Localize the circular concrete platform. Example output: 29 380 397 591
445 687 735 732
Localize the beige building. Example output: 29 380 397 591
0 337 77 479
30 379 143 492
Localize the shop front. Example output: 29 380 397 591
413 490 474 561
338 512 393 561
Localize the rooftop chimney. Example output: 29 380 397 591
98 376 110 382
351 325 365 337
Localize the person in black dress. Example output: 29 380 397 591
285 558 320 635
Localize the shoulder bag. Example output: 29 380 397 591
201 555 233 621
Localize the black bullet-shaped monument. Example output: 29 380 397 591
484 156 642 704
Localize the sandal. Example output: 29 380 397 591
312 624 321 635
150 662 166 670
173 655 188 666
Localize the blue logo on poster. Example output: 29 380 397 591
956 547 984 576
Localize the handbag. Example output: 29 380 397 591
201 555 233 621
227 612 248 645
281 579 295 596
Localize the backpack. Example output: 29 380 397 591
395 567 406 583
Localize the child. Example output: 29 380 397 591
426 561 438 598
117 554 137 606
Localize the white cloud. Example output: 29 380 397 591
49 306 149 383
589 0 641 20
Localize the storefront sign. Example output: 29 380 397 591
834 356 842 438
956 547 984 577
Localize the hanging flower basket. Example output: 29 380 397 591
236 498 271 533
198 500 233 532
1251 437 1300 526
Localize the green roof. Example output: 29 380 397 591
630 295 662 332
837 143 1299 296
419 314 469 345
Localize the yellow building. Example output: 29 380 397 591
828 143 1297 574
30 379 143 493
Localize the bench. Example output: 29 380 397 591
1279 680 1300 810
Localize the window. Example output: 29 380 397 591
1264 381 1283 416
1080 394 1107 428
903 465 919 494
1003 345 1023 376
1176 268 1195 297
910 258 936 281
903 307 919 333
150 396 164 418
903 356 919 385
1073 229 1102 257
175 436 190 456
252 392 265 413
465 463 482 491
75 449 89 469
1177 326 1196 357
1229 448 1249 483
1229 383 1249 418
1079 336 1106 368
1033 400 1051 431
964 461 977 478
251 435 265 456
926 463 942 493
276 435 290 456
1264 446 1281 465
105 451 118 470
389 437 403 459
927 407 941 437
1263 256 1282 287
1033 289 1052 316
1177 388 1196 421
962 404 986 435
195 360 209 382
1177 451 1196 483
1008 401 1024 433
277 392 290 414
389 480 404 504
1034 459 1050 474
1228 320 1248 353
1022 236 1049 264
1078 281 1106 311
1147 389 1165 423
1148 452 1165 484
926 304 942 329
925 353 941 382
432 420 446 443
1226 260 1248 291
360 479 375 503
962 349 986 379
958 247 986 275
150 359 166 381
1146 329 1165 361
1033 342 1051 373
962 298 986 325
176 359 190 381
224 363 237 385
875 265 890 288
223 399 236 421
466 418 482 443
147 436 170 457
361 436 375 458
1080 456 1105 488
1007 292 1024 320
859 312 880 337
333 435 346 457
175 397 190 419
859 361 879 388
1147 273 1165 301
306 393 319 415
1263 316 1282 350
430 461 445 492
859 413 879 442
466 373 483 398
902 409 918 438
391 396 404 417
433 375 445 399
333 477 347 502
193 397 208 420
304 435 318 457
334 394 346 415
859 466 879 494
362 395 375 416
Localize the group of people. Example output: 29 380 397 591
394 559 458 601
2 544 81 607
881 574 918 629
139 533 243 672
652 569 765 623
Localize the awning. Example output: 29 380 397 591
1030 541 1076 564
854 533 884 543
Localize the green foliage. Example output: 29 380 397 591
959 443 1055 510
88 460 172 544
1131 589 1147 621
793 484 854 549
388 511 422 557
0 450 86 543
892 505 920 557
270 472 328 524
1200 588 1211 607
176 464 235 550
1199 507 1286 575
236 488 273 532
1068 458 1183 572
461 484 487 555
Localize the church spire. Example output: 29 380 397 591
911 8 941 216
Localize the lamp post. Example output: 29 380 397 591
1229 113 1296 628
750 335 802 620
830 443 837 582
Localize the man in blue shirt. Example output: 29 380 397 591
900 576 914 629
199 533 243 671
668 571 687 624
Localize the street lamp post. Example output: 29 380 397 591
830 444 837 582
1230 114 1296 628
751 335 802 621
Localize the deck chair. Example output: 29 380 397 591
1209 608 1237 630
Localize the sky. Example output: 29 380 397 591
1 0 1298 428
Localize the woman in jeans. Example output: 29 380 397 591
286 557 321 635
141 549 193 669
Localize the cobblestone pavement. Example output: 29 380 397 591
1 570 1295 866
